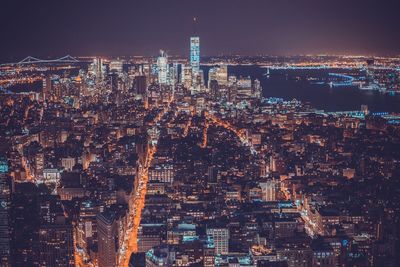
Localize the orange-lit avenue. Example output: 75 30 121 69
120 144 157 267
119 96 174 266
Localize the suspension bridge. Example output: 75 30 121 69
0 55 80 66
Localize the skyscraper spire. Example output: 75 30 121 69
193 17 198 36
190 17 201 89
190 16 200 73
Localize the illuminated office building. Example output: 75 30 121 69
190 37 200 75
168 62 179 87
149 164 175 183
216 65 228 86
97 205 127 267
0 158 10 266
157 50 168 85
137 224 164 253
42 75 53 101
181 64 193 89
208 65 228 88
134 75 147 95
37 219 74 267
92 58 104 80
197 69 205 88
37 196 74 267
76 200 99 257
253 79 262 99
109 60 123 73
237 77 252 88
209 80 219 99
259 180 276 201
206 227 229 255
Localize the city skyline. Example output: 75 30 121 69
2 0 400 62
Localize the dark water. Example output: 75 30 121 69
7 81 42 93
202 65 400 112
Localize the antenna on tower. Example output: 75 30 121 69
193 16 198 36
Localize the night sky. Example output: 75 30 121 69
1 0 400 62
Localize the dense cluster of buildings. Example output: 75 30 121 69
0 35 399 267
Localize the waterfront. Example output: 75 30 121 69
227 65 400 112
3 64 400 113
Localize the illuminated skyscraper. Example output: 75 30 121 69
92 58 104 80
0 158 10 266
42 75 53 101
181 64 192 89
190 37 200 75
97 205 127 267
157 50 168 85
168 62 179 87
37 196 74 267
208 65 228 88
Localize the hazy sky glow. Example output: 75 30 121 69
1 0 400 61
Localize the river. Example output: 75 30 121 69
203 65 400 113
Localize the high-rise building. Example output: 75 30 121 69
37 195 74 267
209 80 219 99
197 69 205 88
203 243 215 267
109 60 124 73
10 184 38 266
311 240 336 267
97 205 127 267
237 77 252 88
92 58 104 80
34 152 44 180
157 50 168 85
208 65 228 88
206 227 229 255
208 166 218 185
134 75 147 95
208 68 218 85
42 75 53 101
217 65 228 86
109 73 119 92
37 218 74 267
208 65 228 98
61 157 76 172
181 64 193 89
190 37 200 75
260 160 270 178
0 158 10 266
42 168 62 187
76 200 99 257
149 164 175 183
253 79 262 99
227 86 237 103
269 155 277 172
168 62 179 87
259 180 276 201
137 224 165 253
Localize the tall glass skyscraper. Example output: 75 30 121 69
157 50 168 85
0 158 10 266
190 37 200 75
